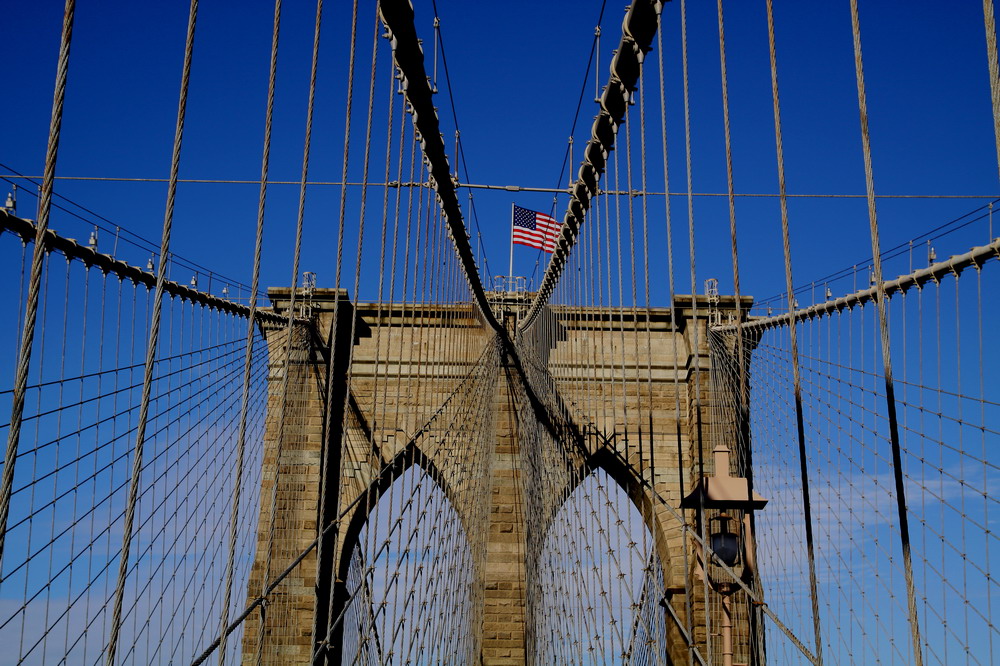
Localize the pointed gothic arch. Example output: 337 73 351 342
327 440 479 664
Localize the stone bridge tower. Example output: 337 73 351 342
242 288 758 665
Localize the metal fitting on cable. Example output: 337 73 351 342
3 186 16 214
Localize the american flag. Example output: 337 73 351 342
511 205 561 253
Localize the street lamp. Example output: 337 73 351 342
681 444 767 560
710 514 741 666
681 445 768 666
710 514 740 568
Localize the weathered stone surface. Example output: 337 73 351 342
244 290 756 665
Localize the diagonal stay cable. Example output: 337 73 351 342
189 340 497 665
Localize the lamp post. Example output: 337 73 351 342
682 445 768 666
710 514 739 666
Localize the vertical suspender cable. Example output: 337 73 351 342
638 26 653 507
715 2 762 659
847 2 924 663
217 1 282 663
624 97 641 460
314 0 360 659
714 0 748 439
636 42 665 664
763 0 824 662
0 0 76 569
352 44 399 666
254 0 323 661
320 10 379 654
654 3 695 662
678 1 714 661
106 1 199 664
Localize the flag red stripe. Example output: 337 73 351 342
512 237 555 253
511 206 561 254
513 237 545 250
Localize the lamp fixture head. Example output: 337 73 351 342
710 514 740 567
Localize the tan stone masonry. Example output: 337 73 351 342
243 290 757 664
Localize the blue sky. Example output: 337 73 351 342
3 3 999 663
5 0 998 308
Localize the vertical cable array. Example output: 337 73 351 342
224 2 500 662
216 0 282 662
0 0 76 569
762 0 825 661
106 1 200 662
847 1 923 661
723 240 999 663
0 217 281 664
2 1 999 664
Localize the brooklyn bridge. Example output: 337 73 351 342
1 0 998 664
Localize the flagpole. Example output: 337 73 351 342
508 202 514 288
